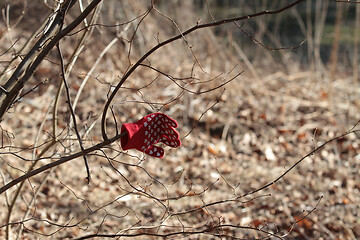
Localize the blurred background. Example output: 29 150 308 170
0 0 359 239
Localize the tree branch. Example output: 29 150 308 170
100 0 306 141
0 132 126 195
0 0 102 121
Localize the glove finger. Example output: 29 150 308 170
160 135 181 148
161 125 180 140
155 113 178 128
144 145 164 158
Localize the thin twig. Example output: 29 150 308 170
234 21 306 51
75 223 284 240
16 169 54 239
100 0 306 141
11 78 49 105
0 0 102 121
54 1 101 140
0 132 126 195
56 44 91 183
242 129 360 198
5 101 56 240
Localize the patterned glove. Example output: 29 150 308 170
120 113 181 158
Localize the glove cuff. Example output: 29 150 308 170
120 121 142 151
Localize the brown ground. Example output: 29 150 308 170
0 1 359 239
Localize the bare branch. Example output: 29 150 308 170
0 0 102 121
100 0 306 141
0 132 126 195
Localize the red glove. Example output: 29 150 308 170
121 113 181 158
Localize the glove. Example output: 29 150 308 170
120 113 181 158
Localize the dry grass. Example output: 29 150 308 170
0 1 359 239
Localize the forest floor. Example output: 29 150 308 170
0 1 360 239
